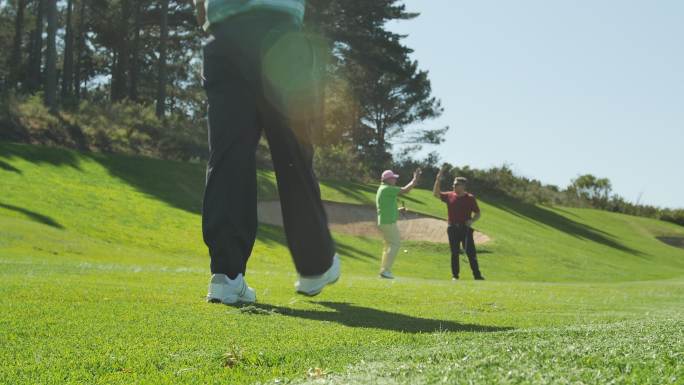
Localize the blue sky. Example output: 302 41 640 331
388 0 683 209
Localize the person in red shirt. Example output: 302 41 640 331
433 167 485 280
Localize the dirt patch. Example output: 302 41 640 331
258 201 491 245
657 236 684 249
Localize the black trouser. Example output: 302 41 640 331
201 12 334 279
447 224 482 279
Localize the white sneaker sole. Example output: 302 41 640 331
207 280 256 305
296 276 340 297
206 296 255 305
296 255 341 296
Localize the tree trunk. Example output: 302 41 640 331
44 0 58 111
112 0 131 101
9 0 27 89
27 0 45 92
74 0 86 102
129 0 142 101
61 0 75 103
156 0 169 117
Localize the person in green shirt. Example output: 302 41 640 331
376 168 421 279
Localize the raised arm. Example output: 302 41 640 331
400 169 422 195
433 167 444 198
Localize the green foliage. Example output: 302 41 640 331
571 174 613 208
0 2 14 83
660 209 684 227
2 0 445 178
305 0 447 173
396 160 684 227
314 143 371 181
75 99 159 155
0 94 206 160
1 92 62 143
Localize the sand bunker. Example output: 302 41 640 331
258 201 491 245
657 236 684 249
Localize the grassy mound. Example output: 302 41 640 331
1 142 683 384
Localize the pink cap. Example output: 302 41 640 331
381 170 400 181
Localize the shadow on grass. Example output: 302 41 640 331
0 202 64 229
91 153 206 213
482 195 642 255
320 180 376 204
335 241 376 260
258 224 377 261
257 224 287 247
0 159 21 174
657 236 684 249
0 142 282 215
249 301 512 333
321 179 424 207
0 141 81 170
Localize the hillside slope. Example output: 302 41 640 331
2 142 684 384
2 142 683 282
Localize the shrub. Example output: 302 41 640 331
314 144 370 182
1 92 63 145
0 94 208 161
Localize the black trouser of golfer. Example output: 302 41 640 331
447 224 482 279
201 11 335 279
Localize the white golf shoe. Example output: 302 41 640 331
295 254 341 296
207 273 256 305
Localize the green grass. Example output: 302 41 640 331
1 142 683 384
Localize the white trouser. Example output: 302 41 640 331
378 223 401 273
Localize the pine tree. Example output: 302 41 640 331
61 0 75 103
156 0 169 117
9 0 27 88
44 0 57 111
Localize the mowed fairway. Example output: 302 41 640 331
1 142 683 385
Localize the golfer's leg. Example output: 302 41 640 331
260 33 334 276
263 120 334 275
466 228 482 278
202 42 260 279
447 226 461 278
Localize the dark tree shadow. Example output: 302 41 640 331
0 202 64 229
0 159 21 174
56 114 89 151
482 195 642 255
0 142 206 214
552 207 581 219
657 236 684 249
256 224 288 247
247 301 513 334
258 224 377 261
320 179 423 206
90 152 206 214
319 180 376 205
473 249 493 255
257 171 279 201
0 142 81 170
335 241 376 260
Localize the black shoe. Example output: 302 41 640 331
474 276 485 281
